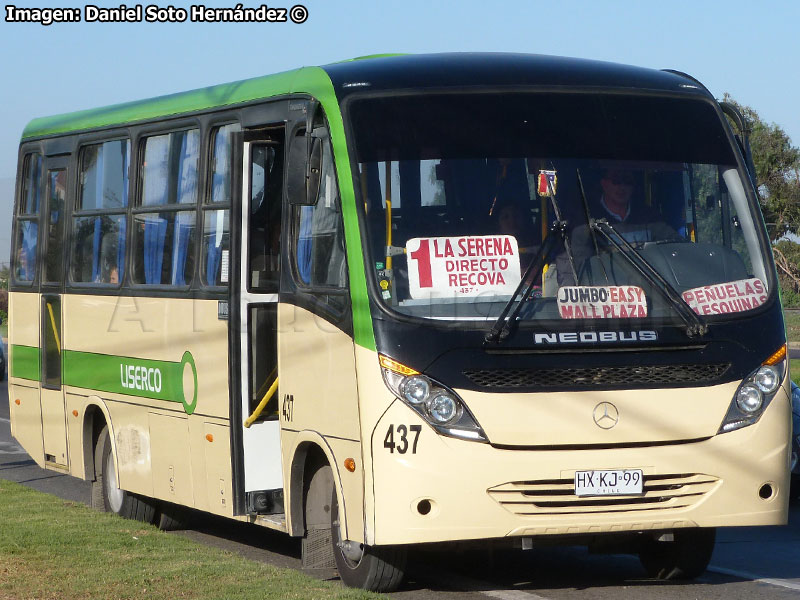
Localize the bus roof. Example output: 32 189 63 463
21 53 709 141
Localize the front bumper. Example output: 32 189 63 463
369 388 791 546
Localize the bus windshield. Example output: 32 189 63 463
349 92 770 323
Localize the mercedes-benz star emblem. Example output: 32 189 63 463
593 402 619 429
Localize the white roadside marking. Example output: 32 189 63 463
0 416 10 423
709 566 800 592
482 589 551 600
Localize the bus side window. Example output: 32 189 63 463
71 140 130 285
202 123 240 287
133 129 199 286
13 152 43 285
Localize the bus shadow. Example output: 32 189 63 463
399 545 753 594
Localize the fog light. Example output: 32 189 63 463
736 384 763 414
754 366 780 394
402 376 431 405
428 393 459 424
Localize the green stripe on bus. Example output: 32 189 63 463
63 350 198 415
10 345 40 381
312 83 377 352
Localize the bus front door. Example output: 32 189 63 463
236 128 286 510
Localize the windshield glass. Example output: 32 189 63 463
348 92 770 322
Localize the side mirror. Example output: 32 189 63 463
287 132 324 206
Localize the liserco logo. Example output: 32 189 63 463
593 402 619 429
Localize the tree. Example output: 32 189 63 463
723 94 800 239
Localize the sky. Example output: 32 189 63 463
1 0 799 263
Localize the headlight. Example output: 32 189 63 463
401 376 430 405
719 346 786 434
736 384 763 414
379 355 487 442
754 366 780 394
428 393 461 424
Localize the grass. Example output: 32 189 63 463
0 480 380 600
791 360 800 387
0 322 6 339
786 311 800 345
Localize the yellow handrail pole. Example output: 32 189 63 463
253 366 278 400
47 302 61 354
244 377 279 428
385 161 392 271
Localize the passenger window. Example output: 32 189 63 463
141 130 199 206
79 140 130 209
13 153 42 284
134 129 199 286
71 215 126 284
71 140 130 285
202 123 239 287
210 123 240 204
20 153 42 215
202 209 230 287
293 134 347 289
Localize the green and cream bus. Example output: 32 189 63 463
8 53 790 591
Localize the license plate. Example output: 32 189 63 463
574 469 643 497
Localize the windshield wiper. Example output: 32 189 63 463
484 220 566 344
590 219 708 338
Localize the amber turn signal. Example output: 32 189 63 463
378 354 419 376
14 399 20 405
72 410 79 417
344 458 356 472
763 344 787 366
205 434 214 442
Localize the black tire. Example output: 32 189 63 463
639 528 716 580
92 426 156 524
331 483 406 592
156 502 189 531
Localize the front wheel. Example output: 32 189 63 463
639 528 716 580
331 483 406 592
92 426 156 523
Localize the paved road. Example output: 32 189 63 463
3 366 800 599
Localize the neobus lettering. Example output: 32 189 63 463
534 330 658 344
5 5 81 25
120 364 163 393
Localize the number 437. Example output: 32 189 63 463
384 424 422 454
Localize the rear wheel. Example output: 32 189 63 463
331 483 406 592
92 426 156 523
639 528 716 580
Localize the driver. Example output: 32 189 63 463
557 168 679 285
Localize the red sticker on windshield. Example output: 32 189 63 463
406 235 521 299
557 286 647 319
537 170 558 197
681 278 766 315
